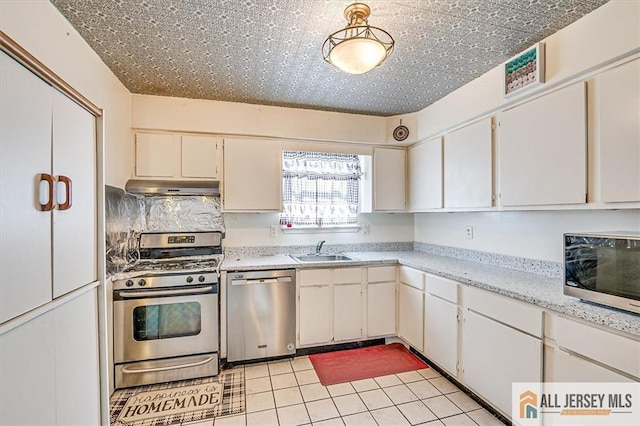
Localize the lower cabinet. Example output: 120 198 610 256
334 283 362 341
299 285 332 346
0 288 100 425
461 310 542 416
424 293 458 376
398 283 424 351
544 346 634 383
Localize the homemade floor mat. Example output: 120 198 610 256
110 370 244 426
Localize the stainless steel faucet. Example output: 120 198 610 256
315 240 325 255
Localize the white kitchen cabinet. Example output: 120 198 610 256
444 118 493 208
135 132 221 179
333 268 363 341
398 266 425 351
367 266 396 337
408 137 443 210
424 274 459 376
498 82 587 206
223 137 282 211
597 59 640 202
461 310 542 416
544 346 634 383
1 52 97 321
373 148 406 211
299 286 332 346
0 289 100 426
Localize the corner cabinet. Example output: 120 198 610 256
373 148 406 211
424 274 459 376
222 137 282 212
135 132 221 180
397 266 425 351
498 82 587 206
408 137 443 211
366 266 396 337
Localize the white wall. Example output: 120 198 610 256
224 212 414 248
132 94 388 144
415 210 640 263
411 1 640 263
0 0 132 188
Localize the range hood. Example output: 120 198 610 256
125 179 220 196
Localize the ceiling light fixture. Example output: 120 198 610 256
322 3 394 75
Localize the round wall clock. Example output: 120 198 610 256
393 125 409 141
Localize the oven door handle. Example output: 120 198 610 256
117 285 214 298
121 356 215 374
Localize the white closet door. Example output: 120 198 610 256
52 90 97 298
0 51 53 322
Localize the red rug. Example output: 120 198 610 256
309 343 428 386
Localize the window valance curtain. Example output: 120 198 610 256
280 151 362 227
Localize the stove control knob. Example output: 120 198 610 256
138 279 146 287
198 275 205 282
186 276 194 283
125 280 134 287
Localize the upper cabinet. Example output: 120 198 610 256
596 59 640 203
1 52 97 322
444 118 493 208
135 132 221 180
222 137 282 212
498 82 587 206
373 147 406 211
408 136 443 211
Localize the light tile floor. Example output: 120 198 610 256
178 355 506 426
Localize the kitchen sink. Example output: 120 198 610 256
291 254 355 262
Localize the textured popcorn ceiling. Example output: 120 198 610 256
51 0 607 116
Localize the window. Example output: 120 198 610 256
280 150 363 227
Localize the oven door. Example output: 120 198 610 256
114 285 218 364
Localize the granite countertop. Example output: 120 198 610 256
221 251 640 338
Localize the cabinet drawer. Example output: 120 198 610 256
398 266 424 290
367 266 396 283
299 269 332 286
425 274 458 303
556 317 640 378
334 267 362 284
463 286 542 337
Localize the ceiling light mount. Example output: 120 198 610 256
323 2 394 75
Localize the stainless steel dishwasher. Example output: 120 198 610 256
226 269 296 362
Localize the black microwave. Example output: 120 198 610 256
564 232 640 314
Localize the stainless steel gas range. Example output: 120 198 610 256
112 231 223 389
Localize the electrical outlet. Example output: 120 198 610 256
270 225 278 238
362 224 370 235
465 225 474 240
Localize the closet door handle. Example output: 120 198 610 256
38 173 55 211
56 175 72 210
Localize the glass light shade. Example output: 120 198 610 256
329 37 386 74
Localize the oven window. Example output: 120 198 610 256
133 302 201 341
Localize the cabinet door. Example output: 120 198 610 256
409 137 443 210
135 132 179 177
373 148 406 211
0 51 53 322
299 286 332 345
398 283 424 351
54 289 101 425
462 310 542 416
182 135 220 179
498 82 587 206
52 90 97 298
367 281 396 337
334 284 362 341
544 346 634 383
424 294 458 376
223 138 282 211
0 311 57 425
598 59 640 202
444 118 493 208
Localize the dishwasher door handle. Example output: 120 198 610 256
232 277 292 285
